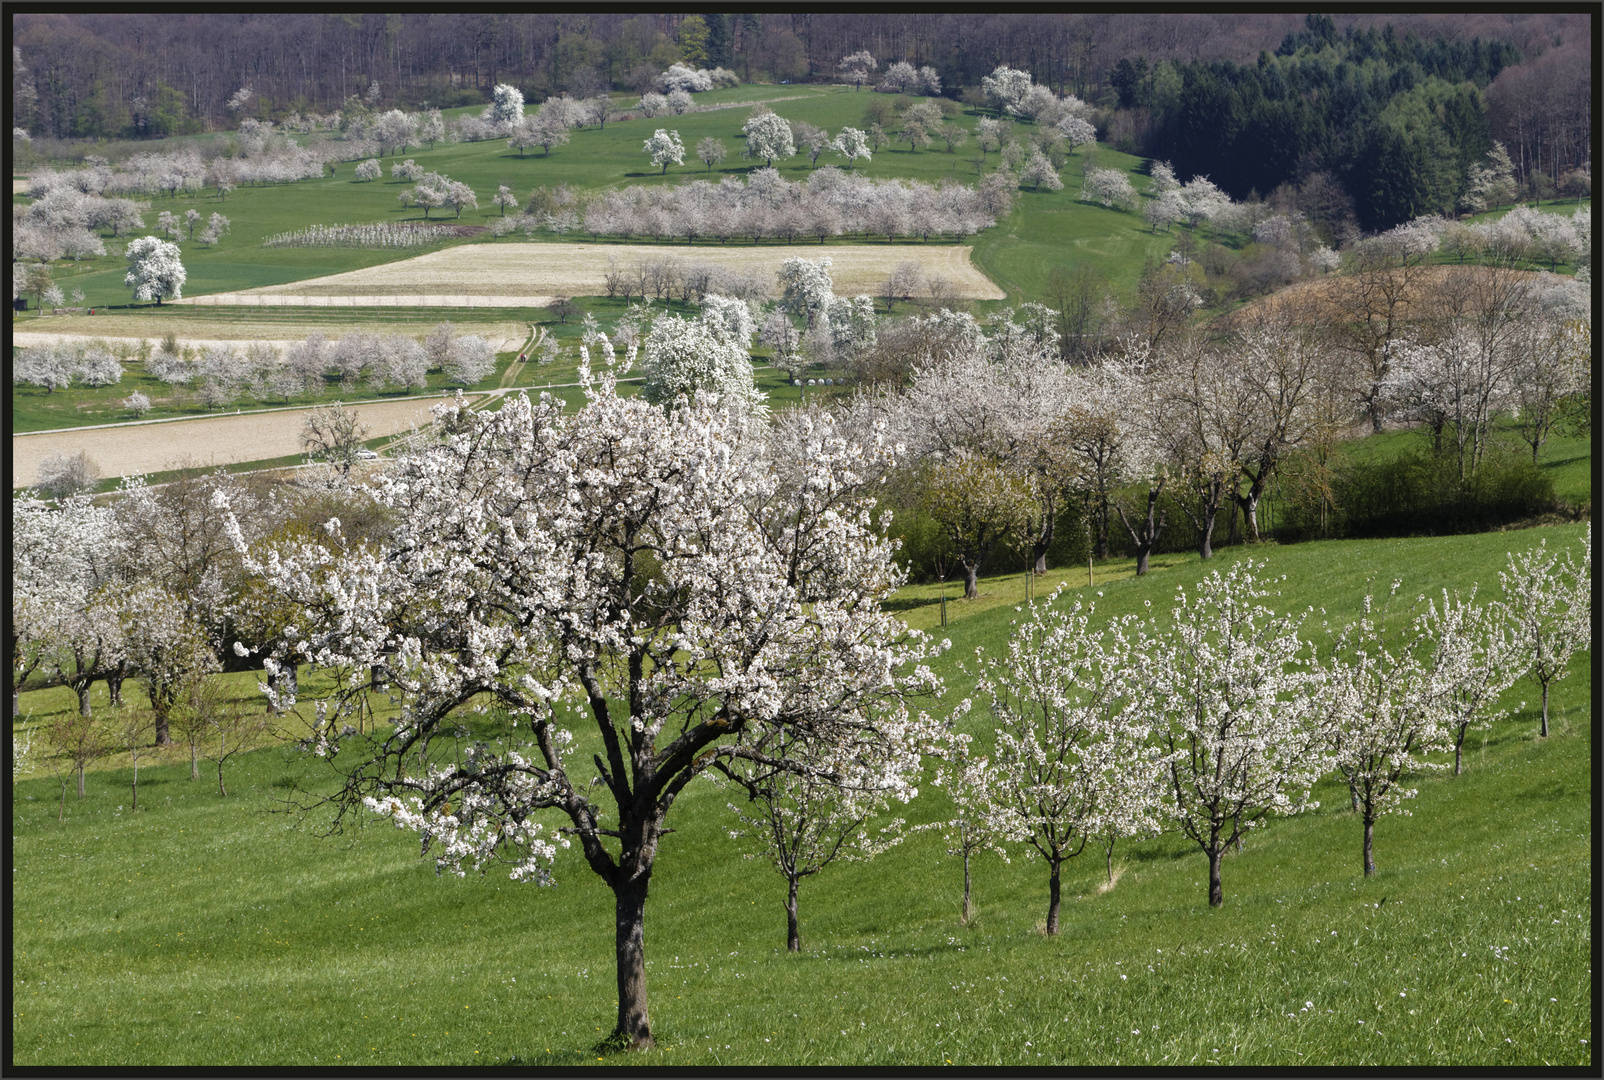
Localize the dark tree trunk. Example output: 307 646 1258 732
1206 821 1224 906
1045 860 1062 935
1033 511 1053 575
1094 488 1111 560
1541 683 1549 738
1115 481 1166 577
1362 813 1376 877
74 681 93 716
106 671 125 707
786 876 801 952
612 878 655 1048
962 849 973 924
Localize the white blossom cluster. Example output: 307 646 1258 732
878 60 941 95
228 366 946 893
640 299 766 416
656 62 738 93
1387 206 1592 272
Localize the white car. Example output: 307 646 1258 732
354 449 380 460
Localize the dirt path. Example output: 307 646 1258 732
173 243 1005 305
12 397 477 488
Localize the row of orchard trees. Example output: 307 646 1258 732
186 352 1588 1051
13 324 498 412
578 166 1008 244
935 543 1588 933
834 256 1587 596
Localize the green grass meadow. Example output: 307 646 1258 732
10 525 1591 1068
19 84 1171 313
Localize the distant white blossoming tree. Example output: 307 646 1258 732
123 235 185 305
642 128 685 174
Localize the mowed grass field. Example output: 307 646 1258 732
10 525 1591 1068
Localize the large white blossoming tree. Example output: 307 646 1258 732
974 592 1163 934
741 110 796 167
639 306 765 415
232 369 943 1050
1138 561 1330 907
123 235 185 305
1322 583 1450 877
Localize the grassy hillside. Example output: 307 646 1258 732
10 525 1590 1068
20 85 1167 311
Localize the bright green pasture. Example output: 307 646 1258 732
11 526 1591 1067
972 146 1170 300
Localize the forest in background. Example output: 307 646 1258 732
12 12 1590 232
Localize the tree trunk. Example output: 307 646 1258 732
963 561 980 600
107 671 125 707
217 734 227 796
1540 683 1549 738
1208 846 1223 907
1198 503 1216 560
1045 860 1062 935
1453 725 1465 776
786 876 801 952
1241 488 1264 542
1032 490 1056 575
612 878 655 1048
1116 483 1166 577
76 763 86 799
1362 813 1376 877
961 850 973 924
75 680 93 716
190 743 200 781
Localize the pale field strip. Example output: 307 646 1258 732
171 243 1006 305
12 396 470 488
